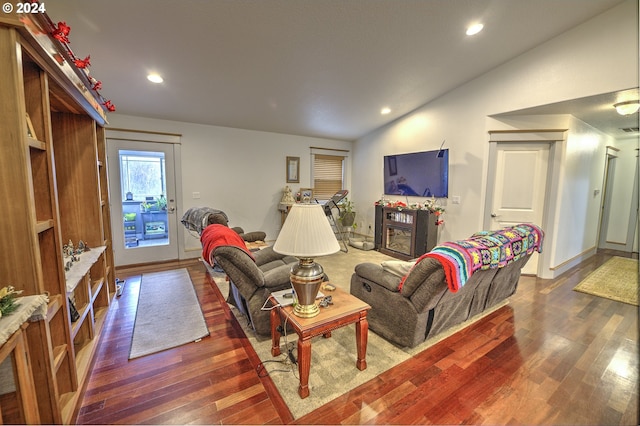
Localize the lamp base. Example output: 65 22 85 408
292 302 320 318
290 258 324 318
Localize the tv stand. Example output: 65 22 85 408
375 205 438 260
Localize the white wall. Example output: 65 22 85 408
351 0 638 278
552 117 611 268
105 114 352 258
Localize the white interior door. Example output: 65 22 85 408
489 142 549 274
107 139 179 266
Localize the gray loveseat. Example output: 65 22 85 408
350 253 532 348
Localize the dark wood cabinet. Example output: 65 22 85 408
375 205 438 260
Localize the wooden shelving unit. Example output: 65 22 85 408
0 11 115 424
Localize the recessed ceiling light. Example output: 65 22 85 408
466 23 484 36
381 107 391 115
147 73 164 83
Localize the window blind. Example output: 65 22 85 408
313 154 344 200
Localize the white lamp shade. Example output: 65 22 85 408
273 203 340 257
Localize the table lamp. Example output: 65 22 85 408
273 203 340 317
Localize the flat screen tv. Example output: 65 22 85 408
383 149 449 198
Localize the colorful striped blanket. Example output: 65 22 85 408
411 223 544 293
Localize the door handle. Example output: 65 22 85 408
491 213 499 218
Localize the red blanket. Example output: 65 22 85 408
201 224 254 265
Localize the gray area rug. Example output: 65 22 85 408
129 268 210 359
208 247 506 419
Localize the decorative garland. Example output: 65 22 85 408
48 17 115 112
375 198 445 225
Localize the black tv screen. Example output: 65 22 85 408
383 149 449 198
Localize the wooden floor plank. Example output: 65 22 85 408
75 250 638 425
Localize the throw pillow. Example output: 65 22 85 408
381 260 416 278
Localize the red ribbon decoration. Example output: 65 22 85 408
74 55 91 69
49 19 115 113
51 21 70 44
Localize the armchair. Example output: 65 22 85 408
213 245 298 336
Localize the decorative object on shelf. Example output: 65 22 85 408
126 191 133 200
25 114 37 139
124 213 137 221
286 156 300 183
77 240 89 253
49 18 116 112
299 188 313 203
63 239 79 261
0 286 23 317
65 240 74 256
273 203 340 318
280 185 296 204
68 298 80 322
62 240 90 272
375 197 445 225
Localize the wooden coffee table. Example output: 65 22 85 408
269 286 371 398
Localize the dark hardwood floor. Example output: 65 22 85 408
75 251 638 425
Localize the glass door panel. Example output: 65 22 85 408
107 139 179 266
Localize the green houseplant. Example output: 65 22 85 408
338 197 356 228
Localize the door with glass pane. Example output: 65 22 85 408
107 139 179 266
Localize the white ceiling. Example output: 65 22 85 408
46 0 636 141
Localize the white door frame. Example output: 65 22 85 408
597 150 617 250
106 129 183 266
598 149 640 252
486 130 566 279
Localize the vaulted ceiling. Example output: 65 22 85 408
47 0 635 141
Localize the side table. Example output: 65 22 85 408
269 287 370 398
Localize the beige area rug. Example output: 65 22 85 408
573 256 639 306
207 247 507 419
129 268 210 359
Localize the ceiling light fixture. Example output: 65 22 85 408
147 73 164 84
466 23 484 36
381 107 391 115
613 100 640 116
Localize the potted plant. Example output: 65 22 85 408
156 194 167 211
338 198 356 228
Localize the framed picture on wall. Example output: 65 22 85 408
286 156 300 183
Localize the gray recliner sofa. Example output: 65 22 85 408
350 253 532 348
213 245 298 336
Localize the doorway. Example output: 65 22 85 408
107 137 180 266
486 129 565 277
598 151 617 249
